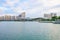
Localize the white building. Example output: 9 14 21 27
11 16 15 20
44 13 57 19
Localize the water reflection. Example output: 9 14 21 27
0 21 60 40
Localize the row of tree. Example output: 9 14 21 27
52 16 60 21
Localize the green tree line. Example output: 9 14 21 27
51 16 60 21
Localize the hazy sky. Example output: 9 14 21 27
0 0 60 18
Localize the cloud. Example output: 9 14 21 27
0 7 7 12
0 0 60 17
12 7 24 13
39 0 60 7
43 7 60 13
5 0 20 7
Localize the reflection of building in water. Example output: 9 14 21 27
44 13 57 19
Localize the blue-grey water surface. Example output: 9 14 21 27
0 21 60 40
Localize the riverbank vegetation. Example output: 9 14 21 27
51 16 60 21
30 16 60 21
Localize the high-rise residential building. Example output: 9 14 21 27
0 12 26 21
44 14 51 19
15 16 21 20
4 15 11 20
51 13 57 17
0 16 4 20
44 13 57 19
15 16 18 20
20 12 25 19
11 16 15 20
18 12 26 20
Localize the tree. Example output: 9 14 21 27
58 16 60 19
52 16 57 21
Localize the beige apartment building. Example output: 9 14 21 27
4 15 11 20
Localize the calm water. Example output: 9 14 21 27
0 21 60 40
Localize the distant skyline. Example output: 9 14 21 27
0 0 60 18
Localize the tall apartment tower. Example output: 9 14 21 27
20 12 25 19
51 13 57 17
4 15 11 20
21 12 25 18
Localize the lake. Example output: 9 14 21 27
0 21 60 40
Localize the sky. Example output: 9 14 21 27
0 0 60 18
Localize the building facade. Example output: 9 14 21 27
44 13 57 19
11 16 15 20
0 16 4 20
20 12 25 19
0 12 26 21
4 15 11 20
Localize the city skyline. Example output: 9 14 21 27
0 12 26 20
0 0 60 18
